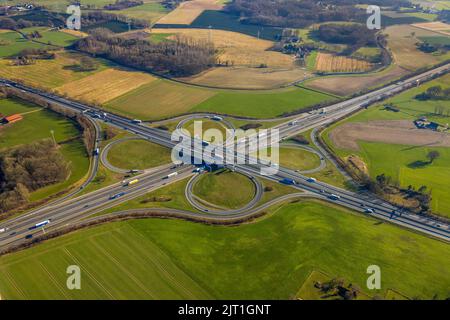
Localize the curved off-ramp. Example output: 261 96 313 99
279 142 326 174
101 137 149 174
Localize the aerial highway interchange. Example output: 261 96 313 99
1 62 449 251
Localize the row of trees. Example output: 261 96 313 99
104 0 144 11
225 0 367 29
0 140 70 213
316 23 377 48
415 85 450 101
75 28 216 77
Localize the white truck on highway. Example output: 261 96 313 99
165 172 178 179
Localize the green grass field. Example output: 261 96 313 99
106 80 335 120
193 170 256 209
20 27 79 47
0 31 48 58
418 36 450 46
0 97 90 202
1 200 449 299
358 142 450 216
106 139 172 170
105 80 216 120
0 98 79 150
192 87 336 118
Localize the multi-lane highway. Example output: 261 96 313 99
0 62 450 250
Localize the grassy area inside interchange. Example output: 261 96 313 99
106 139 172 171
0 98 90 202
322 74 450 216
1 200 449 299
192 170 256 209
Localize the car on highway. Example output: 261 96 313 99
364 208 375 214
211 116 223 121
328 194 341 200
109 192 126 200
0 227 8 233
25 234 33 239
307 177 317 183
281 178 296 185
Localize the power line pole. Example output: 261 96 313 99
50 130 56 146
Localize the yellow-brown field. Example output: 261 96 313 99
315 53 373 73
151 28 295 68
60 28 88 38
0 51 105 89
56 68 157 104
156 0 223 25
305 65 408 96
412 21 450 36
181 66 311 90
384 24 450 71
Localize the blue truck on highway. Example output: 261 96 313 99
109 192 126 200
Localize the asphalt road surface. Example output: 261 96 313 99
0 63 449 250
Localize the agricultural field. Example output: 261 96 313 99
55 68 156 104
0 51 111 89
106 139 172 171
304 22 450 96
1 200 449 299
2 0 113 11
0 98 90 202
105 80 216 120
381 10 437 26
192 170 256 209
151 28 295 68
191 86 337 119
106 1 169 24
182 66 311 90
315 53 373 73
413 21 450 36
384 24 450 71
323 74 450 216
156 0 224 25
304 65 409 96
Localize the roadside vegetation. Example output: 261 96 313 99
1 200 449 299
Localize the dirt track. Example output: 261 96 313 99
330 120 450 151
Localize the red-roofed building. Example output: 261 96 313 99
3 114 23 124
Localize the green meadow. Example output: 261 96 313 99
322 74 450 216
1 200 449 299
0 31 48 57
192 86 336 118
0 98 90 202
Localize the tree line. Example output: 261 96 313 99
0 140 70 214
415 85 450 101
316 23 377 48
104 0 144 11
225 0 363 29
74 28 216 77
